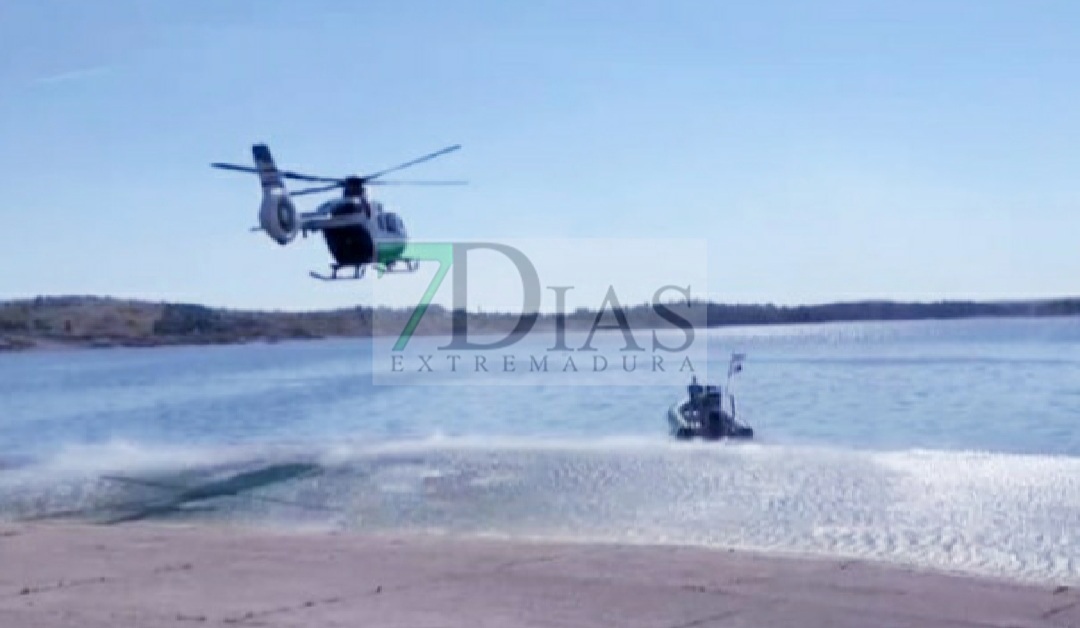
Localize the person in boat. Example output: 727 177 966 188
676 368 754 441
688 376 703 403
689 377 729 438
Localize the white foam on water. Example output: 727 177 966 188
4 437 1079 585
315 440 1080 585
21 438 320 480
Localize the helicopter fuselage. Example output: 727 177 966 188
212 142 459 280
311 198 408 268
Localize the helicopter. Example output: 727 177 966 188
211 143 464 280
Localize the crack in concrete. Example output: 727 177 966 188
1041 597 1079 620
221 595 343 625
679 580 1042 628
492 553 567 572
8 575 115 599
665 609 743 628
7 562 196 601
153 562 195 575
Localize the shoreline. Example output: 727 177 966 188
2 522 1076 627
3 293 1078 355
3 311 1079 355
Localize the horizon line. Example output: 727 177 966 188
3 293 1079 317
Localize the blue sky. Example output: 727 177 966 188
1 1 1078 310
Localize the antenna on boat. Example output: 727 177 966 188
726 353 746 418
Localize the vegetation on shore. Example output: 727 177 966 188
0 295 1077 352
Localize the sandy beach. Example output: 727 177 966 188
1 523 1076 628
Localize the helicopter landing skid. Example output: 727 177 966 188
309 264 367 281
308 259 420 281
375 259 420 276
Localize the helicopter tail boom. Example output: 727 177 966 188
253 145 299 245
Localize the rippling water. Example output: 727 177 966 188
2 317 1079 583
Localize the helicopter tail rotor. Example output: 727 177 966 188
243 145 299 245
260 189 299 245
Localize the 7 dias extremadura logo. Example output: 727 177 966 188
371 239 711 387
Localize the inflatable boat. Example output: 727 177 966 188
667 354 753 441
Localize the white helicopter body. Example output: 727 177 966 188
214 143 462 280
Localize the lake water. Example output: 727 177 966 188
2 317 1080 584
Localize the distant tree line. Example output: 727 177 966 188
699 299 1080 326
0 295 1078 350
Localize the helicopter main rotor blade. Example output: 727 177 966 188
367 180 468 186
278 171 342 183
211 163 342 184
291 183 345 196
211 163 259 174
361 144 462 181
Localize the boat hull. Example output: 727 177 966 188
667 400 754 441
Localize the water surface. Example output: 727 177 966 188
2 317 1079 584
